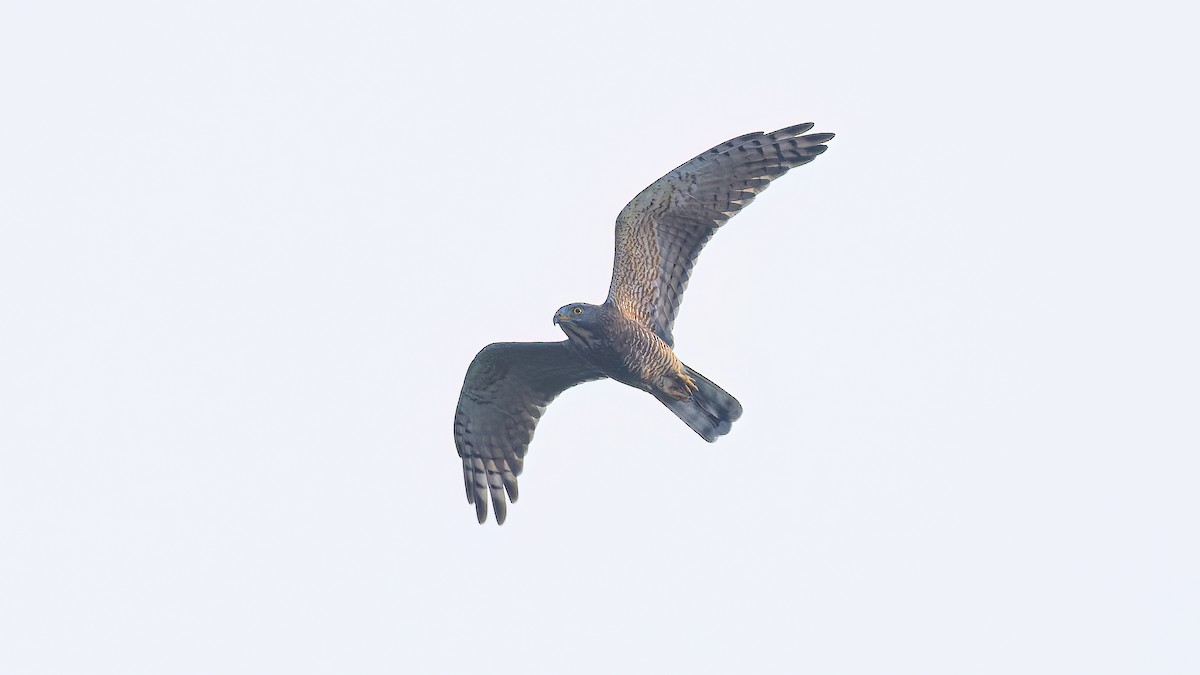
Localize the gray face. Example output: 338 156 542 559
552 302 602 341
552 302 593 324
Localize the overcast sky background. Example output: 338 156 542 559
2 1 1197 673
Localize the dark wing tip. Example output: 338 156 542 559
474 494 488 523
503 472 519 503
774 122 815 136
492 495 507 525
462 459 475 503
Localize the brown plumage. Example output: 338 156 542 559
454 123 835 524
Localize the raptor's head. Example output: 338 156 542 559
553 303 602 337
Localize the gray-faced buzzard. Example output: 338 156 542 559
454 123 834 524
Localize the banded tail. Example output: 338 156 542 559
654 364 743 442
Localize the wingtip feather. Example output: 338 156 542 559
775 122 815 136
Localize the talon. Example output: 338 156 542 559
666 373 699 400
681 373 698 393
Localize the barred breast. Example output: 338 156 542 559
612 312 682 390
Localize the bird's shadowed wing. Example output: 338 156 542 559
453 341 605 524
606 123 834 346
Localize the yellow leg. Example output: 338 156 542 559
666 372 699 401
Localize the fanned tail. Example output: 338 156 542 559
654 364 743 442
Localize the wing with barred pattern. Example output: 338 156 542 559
453 341 605 524
607 123 834 346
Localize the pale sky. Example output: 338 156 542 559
1 1 1197 673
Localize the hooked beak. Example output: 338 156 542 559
553 312 564 326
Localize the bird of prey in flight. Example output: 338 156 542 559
453 123 834 524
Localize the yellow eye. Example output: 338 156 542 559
572 307 583 315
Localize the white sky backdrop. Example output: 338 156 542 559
1 1 1197 673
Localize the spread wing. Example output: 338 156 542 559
606 123 834 346
453 341 605 524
